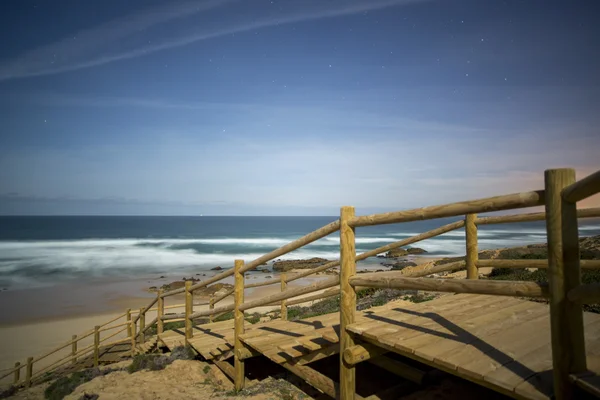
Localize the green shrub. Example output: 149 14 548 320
44 368 106 400
127 345 195 373
213 311 234 322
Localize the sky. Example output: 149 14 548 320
0 0 599 216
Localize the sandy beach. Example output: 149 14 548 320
0 266 349 383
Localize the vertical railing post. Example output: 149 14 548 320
71 334 78 365
185 280 193 342
233 259 246 391
126 308 132 337
13 362 20 385
465 213 479 280
157 290 164 335
209 295 215 323
139 308 145 344
545 168 586 400
280 273 288 321
131 318 137 356
25 357 32 387
340 206 357 400
94 325 100 367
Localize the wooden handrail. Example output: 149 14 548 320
475 207 600 225
245 278 279 289
349 190 544 227
97 311 127 329
349 274 549 298
239 276 340 312
31 329 94 364
562 170 600 203
477 259 600 269
214 288 235 304
286 287 339 306
100 326 129 344
239 220 341 274
190 303 235 320
133 297 158 323
99 321 131 333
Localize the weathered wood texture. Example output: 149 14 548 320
568 283 600 303
346 293 600 400
185 280 193 340
286 287 339 306
562 170 600 203
93 326 100 367
240 220 341 274
157 290 164 334
466 214 478 280
343 343 386 365
239 275 340 312
544 168 587 400
233 259 245 391
477 259 600 269
349 191 544 227
475 207 600 225
340 206 357 400
349 274 549 298
280 273 287 321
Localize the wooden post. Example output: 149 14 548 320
340 206 357 400
233 259 246 391
139 308 145 344
465 213 479 280
281 273 288 321
94 325 100 367
157 290 164 335
209 295 215 323
71 334 78 365
13 362 20 385
130 319 137 356
126 308 132 337
545 168 586 400
185 280 193 342
25 357 32 387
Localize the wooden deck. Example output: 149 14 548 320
158 294 600 399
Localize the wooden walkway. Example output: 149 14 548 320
159 294 600 400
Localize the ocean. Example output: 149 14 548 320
1 215 599 291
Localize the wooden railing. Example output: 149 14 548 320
3 167 599 400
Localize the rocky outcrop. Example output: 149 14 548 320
384 248 408 258
383 247 428 258
406 247 427 255
390 261 418 271
272 258 329 272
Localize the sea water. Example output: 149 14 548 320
1 216 599 290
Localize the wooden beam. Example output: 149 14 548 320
465 213 478 280
349 191 544 227
349 274 549 298
157 290 164 334
568 283 600 303
25 357 33 387
281 362 348 400
296 345 340 366
245 278 280 289
71 335 77 365
239 276 340 312
209 295 215 323
340 205 357 400
233 259 245 391
562 169 600 203
139 308 145 344
13 362 20 385
185 281 193 341
545 168 587 400
475 207 600 225
236 346 260 360
126 308 132 337
281 273 288 321
477 259 600 269
240 220 341 274
396 260 466 278
343 343 386 365
286 287 339 306
368 356 426 385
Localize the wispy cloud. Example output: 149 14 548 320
0 0 427 82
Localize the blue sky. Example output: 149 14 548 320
0 0 599 215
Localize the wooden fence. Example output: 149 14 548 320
2 168 599 400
